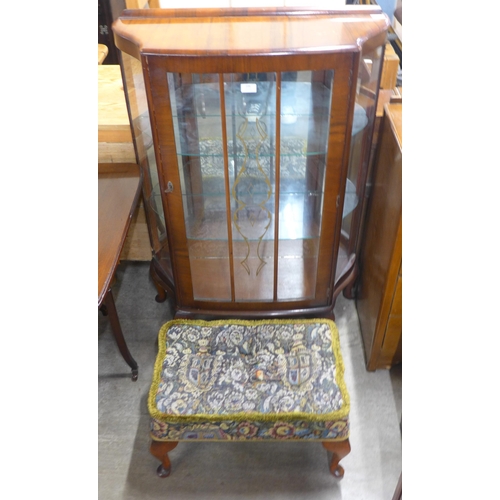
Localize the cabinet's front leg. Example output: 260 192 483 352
149 260 168 303
150 441 179 477
322 439 351 478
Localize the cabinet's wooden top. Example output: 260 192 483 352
113 7 389 58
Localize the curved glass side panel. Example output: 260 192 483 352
337 45 383 283
121 52 166 253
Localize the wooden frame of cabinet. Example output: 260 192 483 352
113 7 389 320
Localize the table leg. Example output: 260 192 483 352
102 289 139 381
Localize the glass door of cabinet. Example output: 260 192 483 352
165 70 335 305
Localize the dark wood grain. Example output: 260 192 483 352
98 163 142 306
98 162 142 379
356 104 402 370
113 8 389 57
113 8 390 319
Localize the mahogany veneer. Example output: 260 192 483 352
112 7 389 320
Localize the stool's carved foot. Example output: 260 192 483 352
322 439 351 479
156 464 171 478
150 441 178 478
131 368 138 381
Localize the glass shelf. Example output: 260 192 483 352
170 80 332 119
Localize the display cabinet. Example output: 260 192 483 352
113 7 389 319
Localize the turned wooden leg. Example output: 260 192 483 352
150 441 179 478
322 439 351 478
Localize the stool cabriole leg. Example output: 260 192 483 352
150 441 179 478
322 439 351 478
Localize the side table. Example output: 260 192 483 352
98 163 142 380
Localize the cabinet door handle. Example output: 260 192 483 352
165 181 174 193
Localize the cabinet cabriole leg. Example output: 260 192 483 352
149 260 168 303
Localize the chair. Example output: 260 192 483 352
148 318 351 478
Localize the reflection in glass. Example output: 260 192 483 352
121 52 165 249
167 73 231 301
224 73 276 301
166 70 334 303
342 46 382 243
278 70 333 300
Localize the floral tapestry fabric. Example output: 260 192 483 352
150 417 350 441
148 319 350 441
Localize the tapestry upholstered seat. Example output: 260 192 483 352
148 318 351 478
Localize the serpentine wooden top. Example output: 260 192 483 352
113 7 389 58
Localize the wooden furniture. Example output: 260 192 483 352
341 87 397 300
98 65 133 146
380 43 399 89
112 7 390 320
98 162 143 380
98 44 109 64
98 64 151 260
356 103 402 371
148 318 351 478
392 473 402 500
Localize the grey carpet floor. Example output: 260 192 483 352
98 261 402 500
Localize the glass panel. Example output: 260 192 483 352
167 73 231 301
166 70 334 303
121 52 166 249
224 73 277 301
278 70 333 300
342 46 383 241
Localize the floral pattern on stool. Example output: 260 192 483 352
148 319 350 441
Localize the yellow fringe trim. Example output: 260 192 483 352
150 433 349 443
148 318 350 424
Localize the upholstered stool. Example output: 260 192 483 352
148 318 351 478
